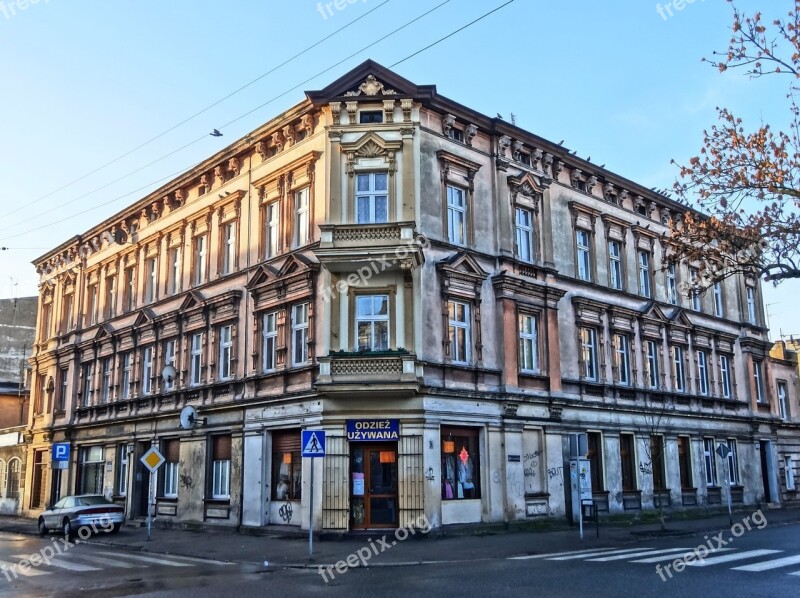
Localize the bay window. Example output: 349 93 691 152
356 173 389 224
356 294 389 351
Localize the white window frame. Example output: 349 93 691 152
121 352 131 400
356 172 389 224
704 437 718 486
576 229 592 281
673 346 685 392
785 456 796 491
117 446 128 496
666 263 678 305
142 346 153 395
518 313 539 373
746 286 757 324
194 235 207 286
720 354 732 399
690 268 701 311
726 439 740 486
294 188 310 248
446 185 467 246
125 267 136 312
163 461 179 498
291 303 309 366
190 333 203 386
163 340 176 391
219 324 233 380
265 202 279 259
778 381 788 420
754 359 765 403
212 459 231 499
515 207 533 263
146 256 158 303
646 340 660 389
580 327 598 381
614 334 630 386
82 363 93 406
608 240 623 290
713 282 724 317
355 295 390 352
448 300 471 364
170 247 182 295
222 221 236 275
638 250 652 298
101 357 112 403
262 312 277 372
697 350 709 396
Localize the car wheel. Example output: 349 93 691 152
110 523 121 534
38 518 48 536
62 518 72 538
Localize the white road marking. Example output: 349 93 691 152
685 549 782 567
547 547 654 561
149 553 234 565
509 547 626 560
11 555 100 572
732 554 800 572
71 553 142 568
587 548 692 562
631 548 735 563
0 559 50 577
90 551 193 567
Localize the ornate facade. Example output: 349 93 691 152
24 61 799 531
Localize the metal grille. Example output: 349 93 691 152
398 435 424 528
322 436 349 530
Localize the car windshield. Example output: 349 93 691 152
77 496 112 506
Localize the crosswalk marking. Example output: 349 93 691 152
631 548 735 563
732 554 800 572
148 553 235 566
510 547 622 560
587 548 692 562
11 555 100 572
547 547 654 561
685 549 782 567
0 559 50 577
72 554 142 568
90 551 193 567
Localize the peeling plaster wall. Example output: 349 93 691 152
0 297 36 383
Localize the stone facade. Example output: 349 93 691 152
24 61 800 531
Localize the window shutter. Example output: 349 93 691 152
273 430 301 453
213 435 232 461
163 439 180 463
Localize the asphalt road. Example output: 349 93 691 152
2 521 800 597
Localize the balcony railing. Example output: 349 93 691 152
314 222 424 272
316 350 420 397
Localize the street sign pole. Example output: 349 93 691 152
148 473 154 542
309 457 314 558
301 430 326 560
140 446 165 543
716 443 733 526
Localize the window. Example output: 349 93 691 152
210 435 231 499
441 427 480 500
703 438 718 486
356 173 388 224
746 286 757 324
672 346 685 392
162 439 180 498
619 434 637 491
666 263 678 305
81 362 93 407
272 431 301 500
105 275 116 319
57 367 68 412
262 312 277 372
116 445 128 496
446 185 467 246
194 235 207 286
650 435 666 491
356 295 389 351
141 346 153 395
608 240 623 290
646 340 660 389
219 324 233 380
145 257 158 303
62 292 74 332
713 282 724 317
576 229 592 281
613 334 631 386
5 458 20 500
169 247 181 295
720 355 732 399
101 357 112 403
786 456 796 492
78 447 104 495
580 327 598 381
33 373 45 415
163 340 176 391
778 381 788 420
87 283 98 326
727 439 740 485
518 314 539 373
754 359 765 403
265 202 280 259
678 436 693 489
697 351 709 396
190 333 203 385
448 127 464 142
293 188 310 248
587 432 604 492
124 266 135 312
359 110 383 124
222 221 236 275
515 207 534 263
448 300 471 364
291 303 309 366
690 268 701 311
120 352 132 400
40 301 52 341
638 251 652 298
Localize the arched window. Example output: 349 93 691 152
0 460 6 499
6 458 21 500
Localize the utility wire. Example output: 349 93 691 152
0 0 392 222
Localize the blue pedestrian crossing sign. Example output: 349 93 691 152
301 430 326 457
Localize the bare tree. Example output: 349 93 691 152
637 396 676 531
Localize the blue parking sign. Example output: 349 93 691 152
52 443 70 461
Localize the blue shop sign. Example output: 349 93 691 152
346 419 400 442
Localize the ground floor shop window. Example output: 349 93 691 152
441 427 480 500
78 447 104 495
272 430 301 500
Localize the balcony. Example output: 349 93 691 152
316 350 421 398
314 221 424 272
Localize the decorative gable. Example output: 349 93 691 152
437 252 488 300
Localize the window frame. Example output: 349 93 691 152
145 256 158 303
754 359 765 404
293 187 310 248
515 207 534 263
613 333 631 386
703 437 718 486
785 455 796 492
221 220 237 275
672 345 686 392
440 426 481 501
101 357 112 403
262 311 278 373
193 234 208 287
210 435 232 500
446 185 468 247
218 324 233 380
190 332 203 386
447 299 471 365
580 327 599 381
272 430 302 501
690 268 702 311
619 433 637 492
646 340 660 389
713 282 724 317
141 346 154 395
355 172 389 225
355 294 390 352
169 246 182 295
697 350 709 396
720 354 732 399
608 239 623 290
116 445 128 497
666 263 678 305
81 362 93 407
726 439 740 486
518 312 540 374
575 229 592 282
163 339 176 391
778 380 789 420
264 201 280 259
746 286 757 324
291 303 310 367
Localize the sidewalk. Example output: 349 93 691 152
2 505 799 570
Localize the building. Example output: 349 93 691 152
24 61 798 531
769 340 800 502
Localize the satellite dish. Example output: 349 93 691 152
114 229 128 244
180 405 198 430
162 364 177 385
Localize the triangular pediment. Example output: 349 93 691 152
341 131 403 157
641 301 669 322
306 60 429 105
93 323 114 340
246 264 279 289
668 307 693 328
275 253 315 278
178 290 204 311
132 308 156 328
437 252 488 279
508 171 547 196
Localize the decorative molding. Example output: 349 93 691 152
344 74 398 96
442 114 456 136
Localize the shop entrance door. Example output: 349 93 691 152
350 444 398 529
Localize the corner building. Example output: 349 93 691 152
24 61 799 531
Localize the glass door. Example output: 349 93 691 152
351 444 398 529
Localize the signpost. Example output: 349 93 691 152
51 443 70 470
716 443 733 526
140 447 165 542
301 430 326 558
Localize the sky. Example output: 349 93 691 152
0 0 797 339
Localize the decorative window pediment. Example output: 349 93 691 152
341 132 402 176
179 290 205 312
571 296 605 326
640 302 668 339
247 254 319 310
133 308 155 328
568 201 599 231
437 252 488 299
508 172 547 210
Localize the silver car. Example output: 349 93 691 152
38 494 124 537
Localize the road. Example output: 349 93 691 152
2 521 800 597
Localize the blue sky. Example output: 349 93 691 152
0 0 797 338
